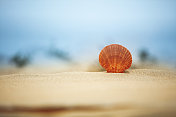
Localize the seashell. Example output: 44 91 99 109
99 44 132 73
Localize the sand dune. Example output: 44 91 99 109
0 69 176 117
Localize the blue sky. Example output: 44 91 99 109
0 0 176 65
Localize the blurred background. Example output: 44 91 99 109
0 0 176 73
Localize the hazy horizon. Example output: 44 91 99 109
0 0 176 67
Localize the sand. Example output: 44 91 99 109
0 69 176 117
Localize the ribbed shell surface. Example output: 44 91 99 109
99 44 132 73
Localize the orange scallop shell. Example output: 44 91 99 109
99 44 132 73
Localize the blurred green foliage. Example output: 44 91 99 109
10 53 31 68
48 48 71 62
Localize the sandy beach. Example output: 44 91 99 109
0 68 176 117
1 0 176 116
